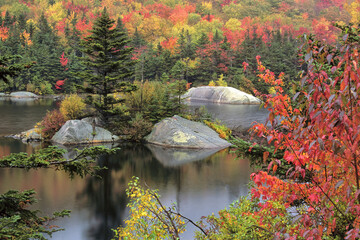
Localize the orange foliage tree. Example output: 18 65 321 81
249 26 360 239
0 25 9 41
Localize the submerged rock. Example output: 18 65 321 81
10 91 38 98
182 86 261 105
145 115 231 149
51 120 119 145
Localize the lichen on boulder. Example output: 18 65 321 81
145 115 231 149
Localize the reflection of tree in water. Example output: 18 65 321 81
77 143 180 240
0 98 57 136
0 137 47 157
76 144 249 240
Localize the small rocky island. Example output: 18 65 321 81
146 115 232 149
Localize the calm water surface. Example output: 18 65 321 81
188 102 269 131
0 98 257 239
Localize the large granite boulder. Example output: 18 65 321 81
10 91 38 98
182 86 261 104
145 115 231 149
52 120 119 145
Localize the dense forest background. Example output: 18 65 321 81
0 0 357 95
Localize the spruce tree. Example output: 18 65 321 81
79 8 136 124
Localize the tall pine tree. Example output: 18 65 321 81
79 8 136 124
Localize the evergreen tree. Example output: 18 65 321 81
3 11 13 27
0 55 27 84
116 17 126 33
197 32 209 46
178 30 196 82
132 28 146 48
213 29 222 43
20 12 63 94
17 14 27 31
78 8 136 124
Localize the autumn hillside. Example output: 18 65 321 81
0 0 358 94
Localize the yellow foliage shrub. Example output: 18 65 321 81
113 177 186 239
204 120 232 140
60 94 86 120
209 75 228 87
125 80 160 109
216 74 227 87
208 80 216 86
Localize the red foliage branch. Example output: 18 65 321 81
62 1 89 14
250 32 360 239
59 52 68 67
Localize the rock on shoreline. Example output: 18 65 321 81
182 86 261 105
51 120 119 145
9 91 39 98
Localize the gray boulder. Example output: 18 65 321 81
51 120 119 145
10 91 38 98
182 86 261 104
145 115 231 149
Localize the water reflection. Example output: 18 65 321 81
0 143 250 239
187 102 269 131
75 145 250 239
146 144 224 167
0 98 56 136
0 98 253 239
0 137 44 157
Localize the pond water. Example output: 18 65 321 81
0 98 266 239
187 102 269 131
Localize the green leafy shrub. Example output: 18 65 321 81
33 81 54 95
125 80 157 111
0 189 70 240
124 113 153 142
125 80 184 123
195 194 296 240
60 94 86 120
